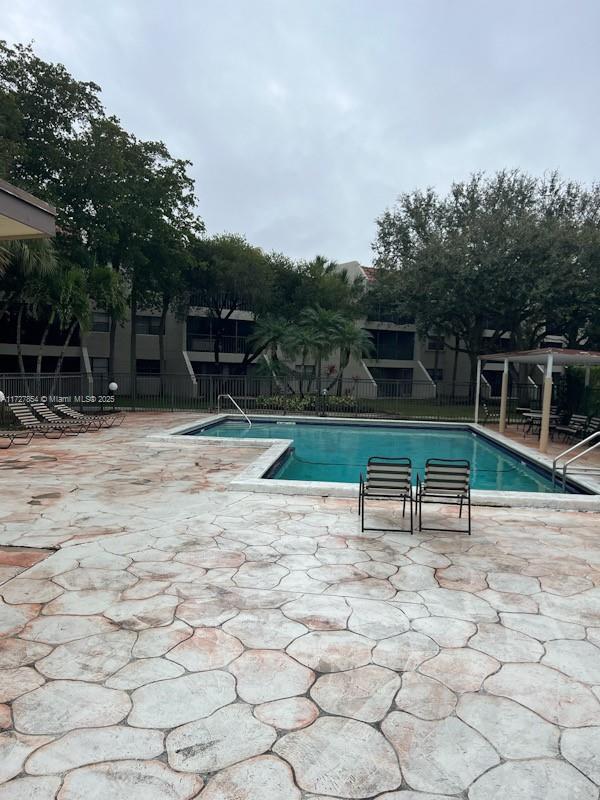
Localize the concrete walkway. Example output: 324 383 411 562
1 413 599 799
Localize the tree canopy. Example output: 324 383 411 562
372 170 600 380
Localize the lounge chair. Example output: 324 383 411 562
417 458 471 535
554 413 589 442
0 430 34 449
53 403 124 428
8 403 66 438
358 456 413 533
29 402 92 434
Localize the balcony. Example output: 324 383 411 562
188 293 254 312
186 335 248 354
365 306 415 325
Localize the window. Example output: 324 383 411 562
428 368 444 382
427 336 445 351
136 359 160 374
371 330 415 360
91 311 110 332
91 357 109 375
135 315 161 335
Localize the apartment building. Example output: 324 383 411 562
0 259 564 396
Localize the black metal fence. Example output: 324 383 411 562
0 371 563 424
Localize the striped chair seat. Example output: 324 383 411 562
420 463 470 497
364 461 411 497
359 457 413 533
417 458 471 534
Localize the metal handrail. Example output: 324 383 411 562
552 430 600 488
217 394 251 428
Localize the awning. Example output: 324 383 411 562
0 179 56 240
482 348 600 367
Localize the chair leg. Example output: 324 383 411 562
402 496 406 518
468 491 472 536
459 497 463 518
409 492 413 535
361 496 365 532
417 490 422 531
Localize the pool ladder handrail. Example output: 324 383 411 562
217 394 252 428
551 430 600 489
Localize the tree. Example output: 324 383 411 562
0 42 204 390
0 239 57 379
372 170 600 390
331 321 374 394
185 234 272 367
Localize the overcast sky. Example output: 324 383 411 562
5 0 600 263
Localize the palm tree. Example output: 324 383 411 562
248 315 292 390
0 240 57 379
296 306 346 404
331 322 374 395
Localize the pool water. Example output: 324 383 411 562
191 419 568 493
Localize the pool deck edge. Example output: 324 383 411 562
147 413 600 511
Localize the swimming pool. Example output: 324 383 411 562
190 419 573 493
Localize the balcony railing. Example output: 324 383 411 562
188 293 254 312
186 335 248 354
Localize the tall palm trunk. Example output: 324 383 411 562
16 304 26 376
16 304 31 395
36 311 55 396
50 320 78 395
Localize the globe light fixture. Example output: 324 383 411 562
108 382 118 393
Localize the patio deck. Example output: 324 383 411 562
1 412 599 799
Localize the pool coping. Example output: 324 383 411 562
149 414 600 511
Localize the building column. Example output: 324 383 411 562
499 359 509 434
474 359 482 424
539 353 554 454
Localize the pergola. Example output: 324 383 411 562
0 179 56 240
474 348 600 453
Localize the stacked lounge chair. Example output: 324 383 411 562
8 403 66 438
29 402 93 434
53 403 124 428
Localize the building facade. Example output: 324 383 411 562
0 259 564 397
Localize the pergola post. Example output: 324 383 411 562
499 359 509 433
474 359 482 424
539 352 554 454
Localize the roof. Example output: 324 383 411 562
481 348 600 366
0 179 56 240
361 266 377 283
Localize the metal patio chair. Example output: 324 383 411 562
417 458 471 535
358 456 413 533
554 413 589 442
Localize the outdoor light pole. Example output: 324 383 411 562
108 382 118 415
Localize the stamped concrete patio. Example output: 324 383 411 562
1 412 600 799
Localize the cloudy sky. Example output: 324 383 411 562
4 1 600 263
